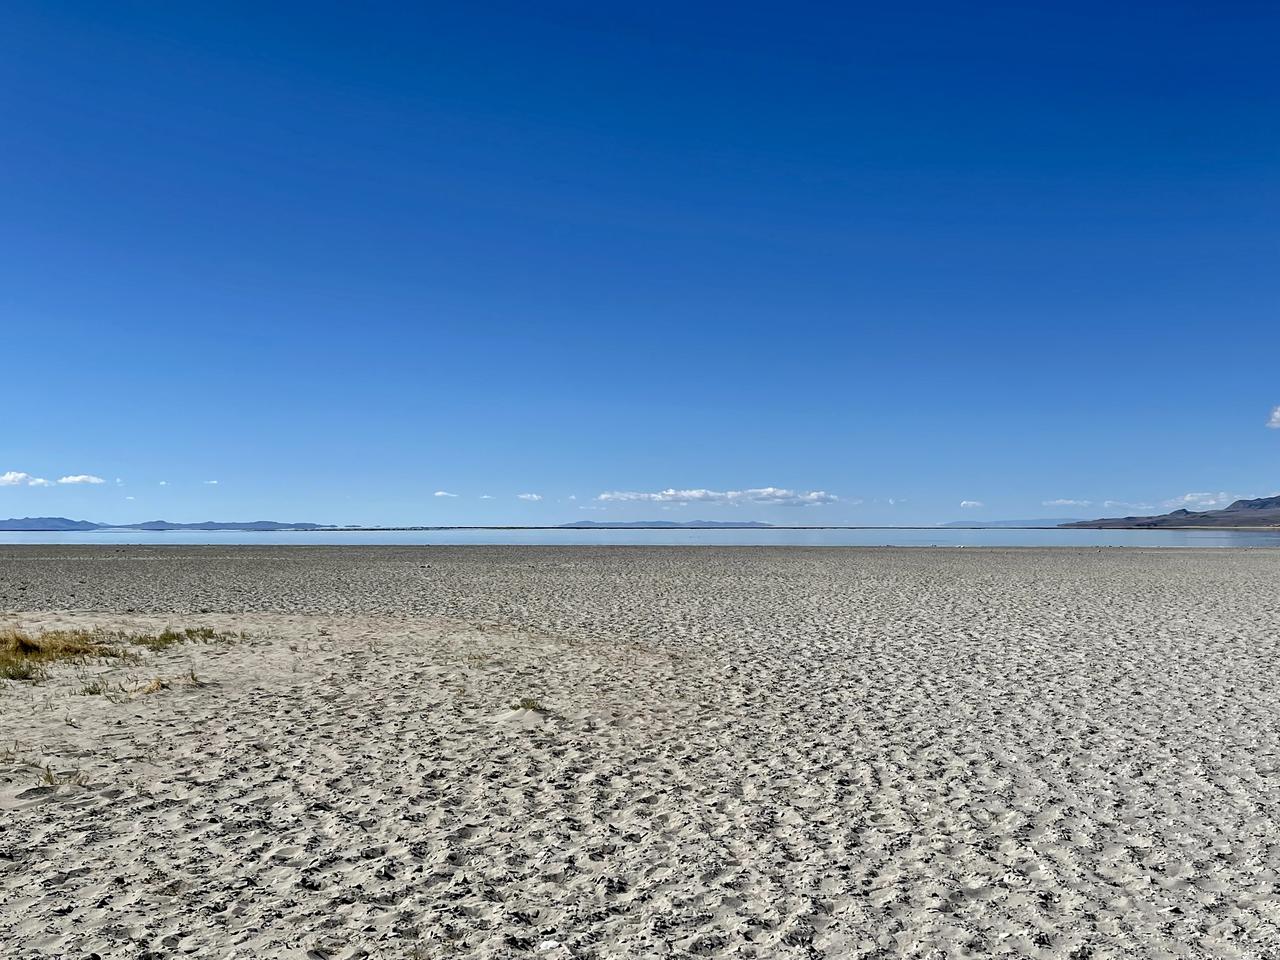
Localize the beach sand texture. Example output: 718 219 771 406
1 546 1278 958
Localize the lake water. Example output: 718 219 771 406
2 528 1279 547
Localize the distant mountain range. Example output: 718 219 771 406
558 520 774 529
941 518 1086 528
0 516 778 532
13 504 1276 533
0 517 335 531
120 520 334 531
0 517 104 531
1062 495 1280 528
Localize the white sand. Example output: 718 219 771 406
1 546 1278 958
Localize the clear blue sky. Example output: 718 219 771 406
3 2 1276 525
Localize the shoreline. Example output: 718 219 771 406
8 523 1280 534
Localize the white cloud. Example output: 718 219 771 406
3 470 109 487
1162 491 1240 510
125 496 135 501
478 494 494 500
888 498 906 506
203 480 219 485
159 480 168 486
433 490 459 498
1103 500 1154 511
1268 406 1280 429
1 471 51 487
567 495 577 500
517 493 543 501
960 500 984 509
1042 498 1092 507
596 486 838 507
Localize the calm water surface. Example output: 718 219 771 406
2 529 1279 547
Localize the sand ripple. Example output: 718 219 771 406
0 547 1277 957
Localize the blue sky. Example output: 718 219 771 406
3 2 1277 525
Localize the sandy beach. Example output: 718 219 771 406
1 545 1277 958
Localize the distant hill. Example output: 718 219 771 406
0 517 334 532
0 517 103 531
559 520 774 529
942 518 1086 528
118 520 335 531
1062 496 1280 529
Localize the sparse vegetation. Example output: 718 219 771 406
0 743 39 768
77 678 112 696
128 625 244 650
2 745 92 789
1 658 44 681
40 765 89 787
514 696 546 712
77 670 204 698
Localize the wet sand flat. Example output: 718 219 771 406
1 546 1278 958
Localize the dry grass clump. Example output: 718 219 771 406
136 668 202 695
514 696 547 712
77 668 204 700
0 625 244 682
41 765 89 787
0 628 134 681
0 658 41 681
